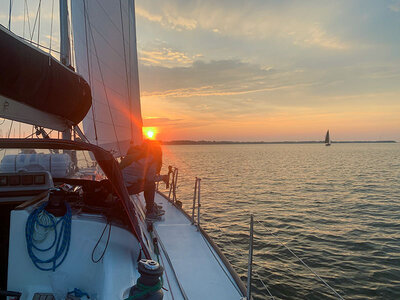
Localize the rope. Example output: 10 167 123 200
254 218 344 299
150 231 175 300
153 229 189 300
68 288 89 299
25 201 72 271
91 221 111 263
124 281 162 300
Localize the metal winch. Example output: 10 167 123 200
129 259 164 300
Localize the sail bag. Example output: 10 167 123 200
0 26 92 127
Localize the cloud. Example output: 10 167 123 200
143 117 182 126
139 46 202 68
293 24 348 50
389 1 400 12
136 0 350 50
136 5 197 31
139 59 287 96
139 58 318 121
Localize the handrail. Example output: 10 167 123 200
191 177 197 224
190 177 202 230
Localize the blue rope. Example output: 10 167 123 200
68 288 90 298
25 201 72 271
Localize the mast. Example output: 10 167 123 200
59 0 71 67
59 0 72 140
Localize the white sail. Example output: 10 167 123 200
71 0 143 157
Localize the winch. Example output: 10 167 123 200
128 259 164 300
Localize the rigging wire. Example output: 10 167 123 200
30 0 42 42
254 218 344 300
83 0 98 144
49 0 55 55
37 0 41 45
204 220 275 299
16 36 61 54
84 3 122 156
7 120 13 138
8 0 13 30
119 0 134 140
22 0 25 37
24 0 32 40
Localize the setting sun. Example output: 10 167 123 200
143 127 157 140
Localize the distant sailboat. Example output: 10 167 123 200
325 130 331 146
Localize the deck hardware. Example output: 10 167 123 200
191 177 202 230
191 177 198 223
197 178 201 230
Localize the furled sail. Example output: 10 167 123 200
0 25 92 131
71 0 143 157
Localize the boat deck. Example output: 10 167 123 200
136 192 245 300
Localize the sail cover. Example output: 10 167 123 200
71 0 143 157
0 25 92 128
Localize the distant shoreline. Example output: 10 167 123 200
161 140 397 145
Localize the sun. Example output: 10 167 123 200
143 127 157 140
147 130 154 138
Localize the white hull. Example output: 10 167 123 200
2 174 245 299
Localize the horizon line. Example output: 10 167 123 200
159 140 397 145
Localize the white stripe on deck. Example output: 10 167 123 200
153 193 243 300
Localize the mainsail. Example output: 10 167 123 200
71 0 143 157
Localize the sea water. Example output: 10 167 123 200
160 143 400 300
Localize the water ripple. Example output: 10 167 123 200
162 143 400 299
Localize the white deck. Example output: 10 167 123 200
135 192 245 300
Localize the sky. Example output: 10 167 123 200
0 0 399 142
135 0 400 141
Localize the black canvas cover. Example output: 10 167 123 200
0 26 92 125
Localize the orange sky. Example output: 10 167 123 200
136 0 400 141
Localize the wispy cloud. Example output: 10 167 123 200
136 0 350 50
136 5 197 31
389 0 400 12
139 46 202 68
292 24 348 50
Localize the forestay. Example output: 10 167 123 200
71 0 143 157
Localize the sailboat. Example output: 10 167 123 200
325 130 331 146
0 1 247 299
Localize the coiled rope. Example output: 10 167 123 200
25 201 72 271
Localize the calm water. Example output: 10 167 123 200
159 143 400 300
